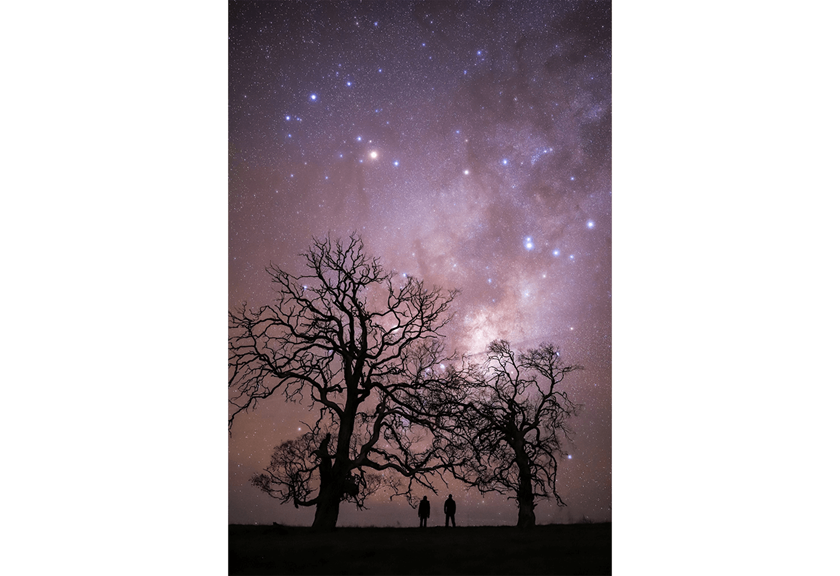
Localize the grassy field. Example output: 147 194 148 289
229 523 611 575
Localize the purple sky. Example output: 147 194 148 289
229 0 611 526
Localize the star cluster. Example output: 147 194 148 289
229 0 611 526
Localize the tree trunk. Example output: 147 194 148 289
311 406 358 530
514 443 536 528
516 491 536 528
312 465 346 530
312 434 344 530
311 475 343 530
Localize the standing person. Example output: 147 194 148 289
418 496 430 527
444 494 457 527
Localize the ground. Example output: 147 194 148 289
229 523 611 575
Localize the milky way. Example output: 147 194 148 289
229 0 611 526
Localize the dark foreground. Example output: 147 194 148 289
229 523 611 575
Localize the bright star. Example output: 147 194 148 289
370 151 378 159
587 220 595 228
553 249 560 257
463 169 469 175
524 237 534 250
502 159 508 165
310 94 317 101
393 160 399 166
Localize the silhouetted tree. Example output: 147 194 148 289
250 431 385 514
229 234 459 529
444 340 582 528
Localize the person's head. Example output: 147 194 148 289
448 494 452 499
422 496 427 500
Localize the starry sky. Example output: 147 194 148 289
229 0 611 526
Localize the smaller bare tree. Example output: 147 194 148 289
251 431 385 512
444 340 583 528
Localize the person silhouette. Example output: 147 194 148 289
444 494 456 527
418 496 430 527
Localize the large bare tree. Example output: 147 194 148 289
444 340 583 528
229 235 459 529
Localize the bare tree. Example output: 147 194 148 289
444 340 583 528
229 234 459 529
250 431 385 513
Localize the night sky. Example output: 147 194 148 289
229 0 612 526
